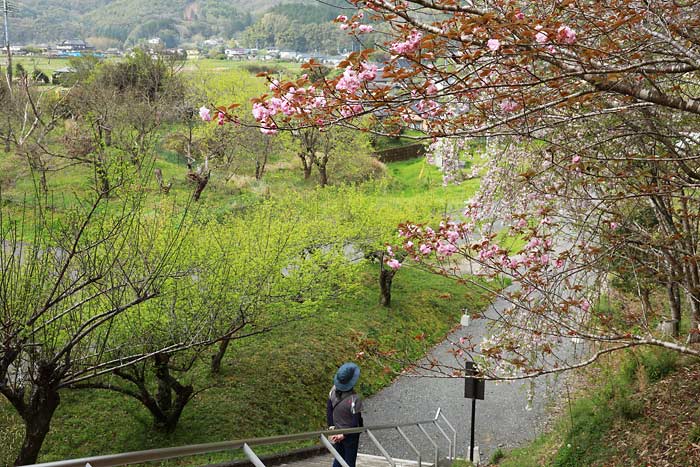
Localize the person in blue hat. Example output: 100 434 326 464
327 362 363 467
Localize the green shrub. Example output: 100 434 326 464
552 399 613 467
489 448 505 464
450 458 475 467
688 425 700 444
614 397 644 420
639 348 678 382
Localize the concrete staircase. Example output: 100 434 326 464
278 453 434 467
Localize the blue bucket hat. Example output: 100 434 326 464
334 362 360 391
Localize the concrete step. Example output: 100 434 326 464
357 453 433 467
277 453 434 467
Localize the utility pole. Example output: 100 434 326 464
2 0 11 84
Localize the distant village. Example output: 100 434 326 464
9 37 350 66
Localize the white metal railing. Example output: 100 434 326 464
23 408 457 467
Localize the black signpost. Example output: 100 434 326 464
464 361 485 464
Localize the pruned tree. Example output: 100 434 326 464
0 71 68 196
62 51 187 193
66 196 361 434
0 183 195 465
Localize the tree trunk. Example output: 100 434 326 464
155 354 173 415
299 153 313 180
379 266 395 307
687 290 700 344
95 158 110 195
318 163 328 187
667 278 681 338
210 338 231 374
303 162 313 180
255 151 269 180
11 362 62 466
255 160 262 180
188 170 210 201
152 354 193 433
640 288 652 320
14 389 60 466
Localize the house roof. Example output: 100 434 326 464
60 39 86 46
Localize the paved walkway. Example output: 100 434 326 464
284 291 579 467
354 294 575 463
279 453 430 467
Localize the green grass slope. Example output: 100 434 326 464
0 264 492 465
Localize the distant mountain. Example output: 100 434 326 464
7 0 339 47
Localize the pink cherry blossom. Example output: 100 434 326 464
419 244 432 255
525 237 541 250
390 30 422 55
358 24 373 33
535 30 549 44
336 67 362 93
217 112 225 126
487 39 501 51
446 230 460 243
500 99 519 112
199 106 211 122
437 241 458 256
260 123 278 135
557 25 577 44
252 102 270 121
572 155 581 163
387 259 402 270
336 15 348 22
358 62 377 81
514 11 525 20
417 99 440 116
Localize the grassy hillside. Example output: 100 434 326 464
494 350 700 467
0 169 481 461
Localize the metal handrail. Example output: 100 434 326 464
320 435 350 467
432 421 452 459
243 443 266 467
417 423 439 467
24 411 454 467
365 429 395 467
396 427 421 467
436 410 457 460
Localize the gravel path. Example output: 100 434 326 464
357 294 570 463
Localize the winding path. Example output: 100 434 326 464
356 294 570 463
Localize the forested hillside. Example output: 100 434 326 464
8 0 341 49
